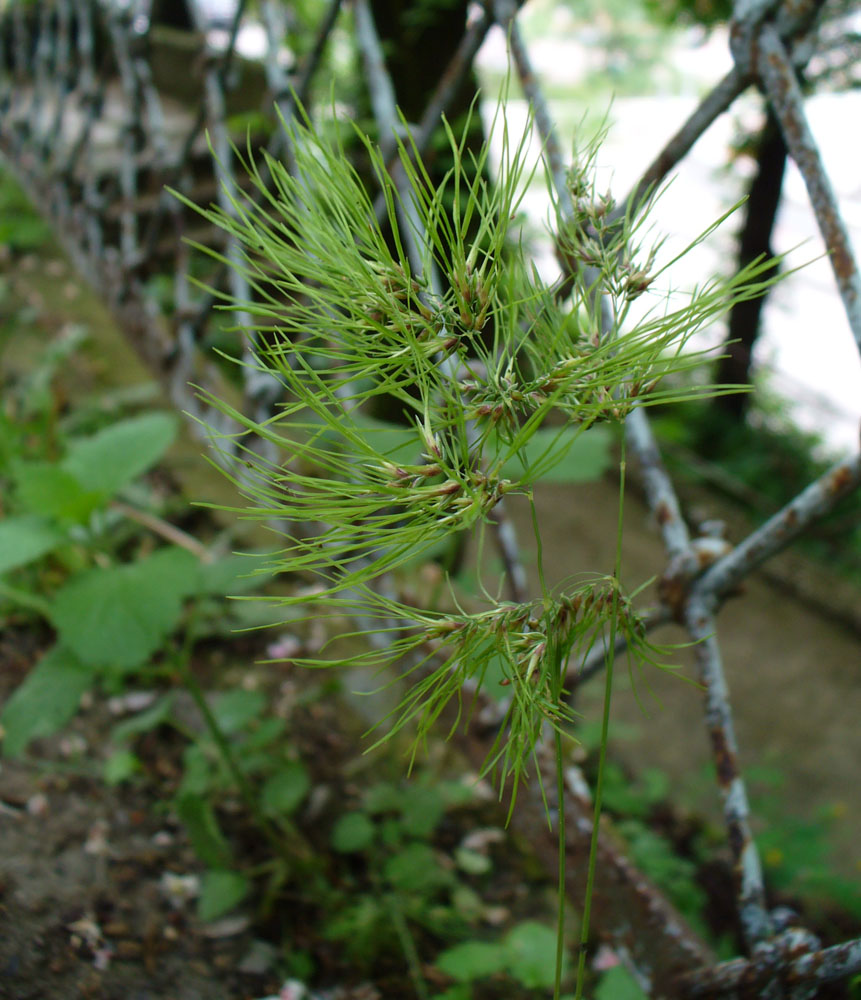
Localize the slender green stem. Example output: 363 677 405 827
170 625 311 867
554 721 566 1000
574 434 627 999
0 579 52 618
365 862 428 1000
178 661 273 831
387 892 430 1000
529 490 549 600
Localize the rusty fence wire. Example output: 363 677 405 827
0 0 859 996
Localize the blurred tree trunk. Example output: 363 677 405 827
150 0 192 30
714 110 787 420
368 0 483 172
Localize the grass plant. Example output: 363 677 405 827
4 145 853 996
182 97 782 996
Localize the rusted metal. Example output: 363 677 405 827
181 0 345 336
354 0 441 279
684 597 773 950
757 22 861 353
628 409 693 562
658 534 733 623
475 0 778 970
491 0 616 340
187 0 282 417
693 453 861 603
677 935 861 998
107 4 145 271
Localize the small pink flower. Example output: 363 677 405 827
593 944 621 971
266 634 303 660
255 980 307 1000
280 983 307 1000
93 945 113 971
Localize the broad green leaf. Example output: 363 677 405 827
49 547 200 671
331 812 376 853
435 940 507 982
439 779 477 809
399 783 446 837
383 842 450 893
1 645 96 756
434 988 472 1000
322 896 385 947
451 884 483 921
454 846 492 875
0 514 64 574
196 552 273 595
177 744 214 797
197 869 251 922
211 689 266 735
239 716 286 752
175 793 232 869
503 920 566 988
380 817 404 848
103 750 141 785
0 214 52 252
595 965 649 1000
12 462 102 523
501 426 612 484
616 821 706 921
603 764 671 818
261 761 310 817
0 175 53 249
62 412 177 499
364 781 402 814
